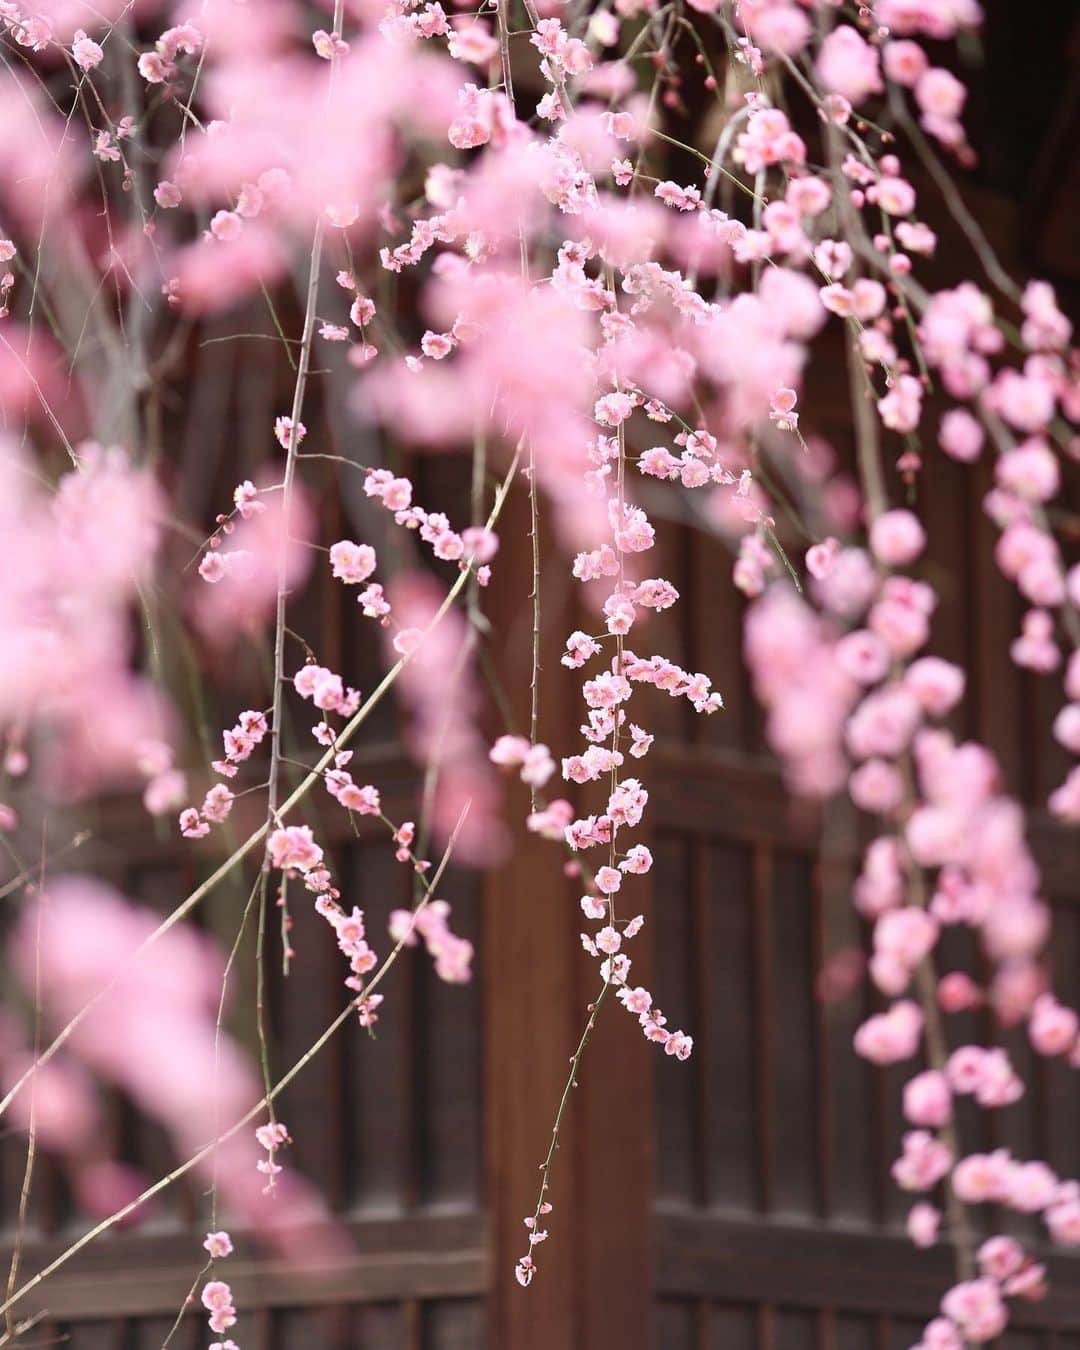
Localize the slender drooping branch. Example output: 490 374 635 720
0 806 472 1324
0 452 520 1126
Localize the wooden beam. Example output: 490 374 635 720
2 1215 488 1321
656 1211 1080 1328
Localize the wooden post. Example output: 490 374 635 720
484 478 654 1349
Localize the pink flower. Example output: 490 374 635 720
875 908 938 976
1011 609 1060 673
835 630 891 685
72 31 104 71
915 1319 963 1350
846 685 923 760
275 416 306 451
268 826 324 873
1047 1196 1080 1244
1006 1160 1057 1213
312 29 349 59
595 866 622 894
769 386 799 431
883 40 928 86
854 1000 922 1065
1029 994 1078 1057
905 658 965 717
209 1308 238 1335
734 109 806 175
1021 281 1072 350
816 25 882 106
255 1121 289 1151
179 807 209 839
878 374 924 433
393 627 424 656
893 1130 953 1191
665 1031 693 1060
594 391 635 426
938 972 981 1013
201 784 234 824
201 1281 234 1313
654 181 701 212
903 1071 953 1127
199 551 227 583
978 1235 1025 1281
421 331 454 360
996 439 1060 503
329 540 377 584
233 480 262 518
870 509 926 567
1050 767 1080 823
596 925 621 954
618 986 652 1015
203 1231 234 1259
620 844 652 875
816 548 878 617
849 759 903 814
952 1151 1011 1204
941 1279 1007 1342
907 1202 941 1248
991 368 1055 433
209 210 242 242
916 68 966 121
490 735 531 767
138 50 169 83
870 176 917 217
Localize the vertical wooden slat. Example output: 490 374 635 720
769 854 820 1217
1046 903 1080 1184
689 529 748 754
485 483 653 1349
343 840 412 1213
969 456 1024 789
129 1313 200 1349
655 1299 697 1350
272 1304 351 1350
994 993 1042 1247
752 845 776 1216
775 1307 818 1350
128 851 207 1233
420 1298 486 1350
272 874 345 1206
760 1302 777 1350
692 839 711 1209
484 781 582 1349
709 1301 758 1350
353 1300 408 1349
697 1299 711 1350
833 1313 877 1350
818 830 876 1224
882 1317 924 1350
579 833 655 1349
653 833 697 1205
701 842 755 1210
415 869 482 1209
929 927 989 1236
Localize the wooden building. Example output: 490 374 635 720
2 3 1079 1347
